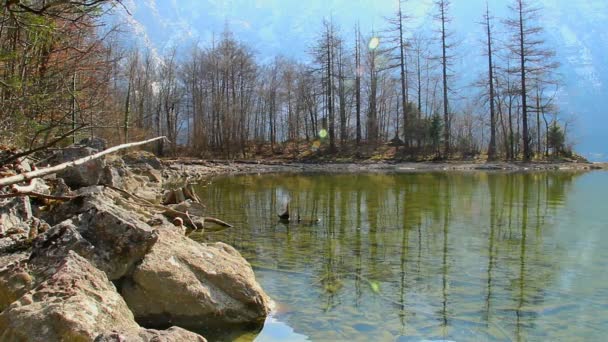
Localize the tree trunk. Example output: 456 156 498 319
485 4 497 161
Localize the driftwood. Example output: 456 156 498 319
168 201 205 217
0 136 167 188
10 178 47 193
0 179 73 201
106 185 232 232
163 183 203 206
161 209 233 232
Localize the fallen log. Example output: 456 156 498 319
163 183 204 206
0 136 167 188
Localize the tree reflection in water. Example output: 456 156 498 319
194 171 607 342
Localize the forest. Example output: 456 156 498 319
0 0 570 162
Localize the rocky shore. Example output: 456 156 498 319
0 141 272 341
1 139 602 341
162 158 604 179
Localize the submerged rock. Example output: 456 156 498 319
95 326 207 342
121 229 272 330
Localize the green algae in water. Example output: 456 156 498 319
194 171 608 341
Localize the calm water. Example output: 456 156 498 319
194 171 608 342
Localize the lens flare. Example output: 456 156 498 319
319 129 328 139
368 37 380 51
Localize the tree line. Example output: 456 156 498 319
0 0 571 161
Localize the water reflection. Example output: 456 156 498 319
194 172 608 341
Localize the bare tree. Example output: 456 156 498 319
505 0 558 160
354 23 362 145
311 19 340 151
483 2 498 160
434 0 454 157
385 0 411 145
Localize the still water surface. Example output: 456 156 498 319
194 171 608 341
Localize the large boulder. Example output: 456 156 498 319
0 257 31 312
79 137 107 151
0 220 98 312
0 251 141 341
50 146 106 189
121 229 272 330
42 192 159 280
0 251 205 342
95 327 206 342
0 197 32 235
122 151 163 170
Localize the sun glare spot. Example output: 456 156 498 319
319 129 328 139
368 37 380 51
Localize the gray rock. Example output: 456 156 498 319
79 137 107 151
121 229 272 330
123 151 163 170
47 178 72 198
43 193 159 280
136 165 163 185
29 220 95 267
50 146 106 188
100 156 131 188
100 165 125 188
0 200 28 235
0 220 95 312
95 327 207 342
0 257 32 312
0 252 141 342
0 232 207 341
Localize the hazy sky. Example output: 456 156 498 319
115 0 608 160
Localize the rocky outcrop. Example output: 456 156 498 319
0 256 31 312
49 146 106 188
122 151 163 170
0 251 206 342
42 192 159 280
122 229 272 330
0 252 135 340
0 197 32 235
0 146 271 341
79 137 107 151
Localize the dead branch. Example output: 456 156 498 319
0 125 89 166
11 179 41 193
105 185 232 231
0 136 167 188
202 217 233 228
105 185 199 230
0 192 75 201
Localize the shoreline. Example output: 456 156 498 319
162 159 605 179
0 148 272 341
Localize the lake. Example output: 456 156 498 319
194 171 608 341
